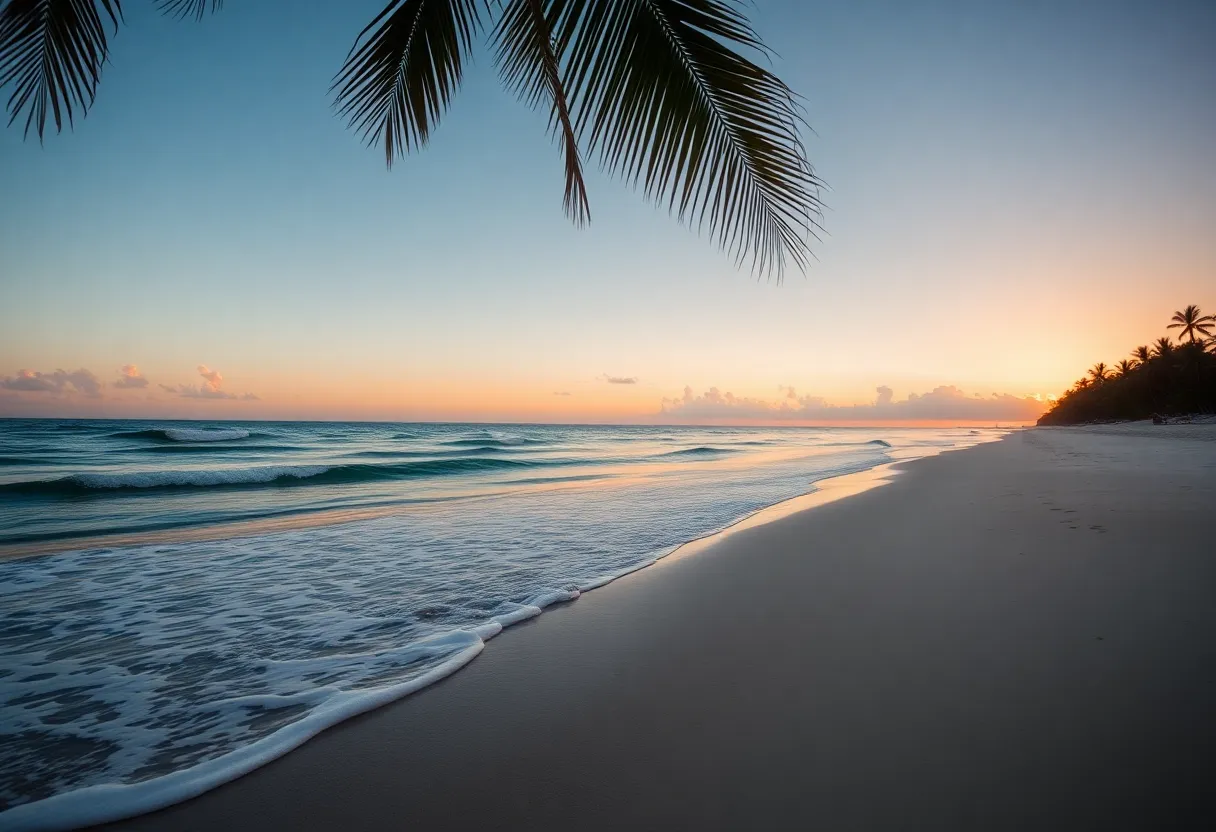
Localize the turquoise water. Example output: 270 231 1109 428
0 420 1000 828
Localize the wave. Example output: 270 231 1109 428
345 444 527 459
0 456 42 466
658 446 738 457
111 428 252 443
123 444 301 455
866 439 892 447
0 457 559 496
0 579 604 831
441 437 545 448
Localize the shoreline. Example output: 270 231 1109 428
97 425 1216 831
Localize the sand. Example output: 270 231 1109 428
101 426 1216 831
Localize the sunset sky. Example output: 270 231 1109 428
1 0 1212 424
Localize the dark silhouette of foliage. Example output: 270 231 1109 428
0 0 821 277
1039 305 1216 425
1167 304 1215 343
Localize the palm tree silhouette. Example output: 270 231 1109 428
1114 359 1136 378
0 0 820 276
1131 345 1151 364
1167 305 1215 343
1153 337 1175 360
1088 362 1110 383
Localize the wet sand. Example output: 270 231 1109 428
104 426 1216 831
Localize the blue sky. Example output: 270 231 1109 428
1 0 1213 421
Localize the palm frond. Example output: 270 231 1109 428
553 0 821 277
332 0 485 167
494 0 589 224
155 0 222 22
0 0 122 140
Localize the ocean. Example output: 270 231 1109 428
0 419 1003 828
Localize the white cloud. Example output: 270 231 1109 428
1 368 102 397
603 375 638 385
662 384 1046 422
113 364 149 389
160 365 258 401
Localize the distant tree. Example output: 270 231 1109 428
1132 345 1151 364
0 0 821 277
1088 362 1110 383
1114 359 1136 378
1153 337 1175 360
1167 305 1215 343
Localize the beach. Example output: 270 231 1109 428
96 424 1216 831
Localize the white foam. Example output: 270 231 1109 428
70 465 330 489
162 428 250 442
0 634 487 832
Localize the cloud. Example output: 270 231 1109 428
160 365 257 401
603 375 638 385
661 384 1047 423
1 368 102 397
113 364 149 389
197 365 223 390
553 391 572 396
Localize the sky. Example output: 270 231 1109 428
1 0 1213 424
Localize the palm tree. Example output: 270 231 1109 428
1153 337 1175 360
0 0 820 276
1114 359 1135 378
1167 305 1216 343
1088 362 1109 383
1131 345 1151 364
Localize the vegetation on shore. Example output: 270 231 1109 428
1038 305 1216 425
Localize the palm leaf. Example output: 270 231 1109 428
155 0 222 22
553 0 821 277
332 0 485 167
0 0 122 139
494 0 589 224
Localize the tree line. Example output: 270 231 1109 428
1037 305 1216 425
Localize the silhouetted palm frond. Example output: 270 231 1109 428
5 0 821 275
554 0 821 276
494 0 589 223
0 0 122 139
332 0 486 167
1166 304 1214 343
155 0 221 21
